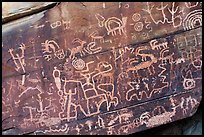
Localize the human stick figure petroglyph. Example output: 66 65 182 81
142 2 168 25
167 2 183 28
56 59 119 121
8 44 26 85
60 77 110 119
125 80 158 102
176 96 199 116
142 2 183 28
53 66 62 92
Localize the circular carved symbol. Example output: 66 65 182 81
132 13 141 22
134 22 144 32
72 58 85 70
183 78 196 90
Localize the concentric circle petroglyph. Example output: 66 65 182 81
183 9 202 30
134 22 144 32
132 13 141 22
72 58 85 70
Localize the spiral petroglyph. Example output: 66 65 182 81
72 58 85 70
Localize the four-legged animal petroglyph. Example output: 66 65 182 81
70 38 87 59
88 31 105 43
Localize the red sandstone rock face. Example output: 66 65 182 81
2 2 202 135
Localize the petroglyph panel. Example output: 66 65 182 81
2 2 202 135
32 89 201 135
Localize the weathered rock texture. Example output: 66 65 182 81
133 102 202 135
2 2 202 135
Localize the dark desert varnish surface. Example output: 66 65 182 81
2 2 202 135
